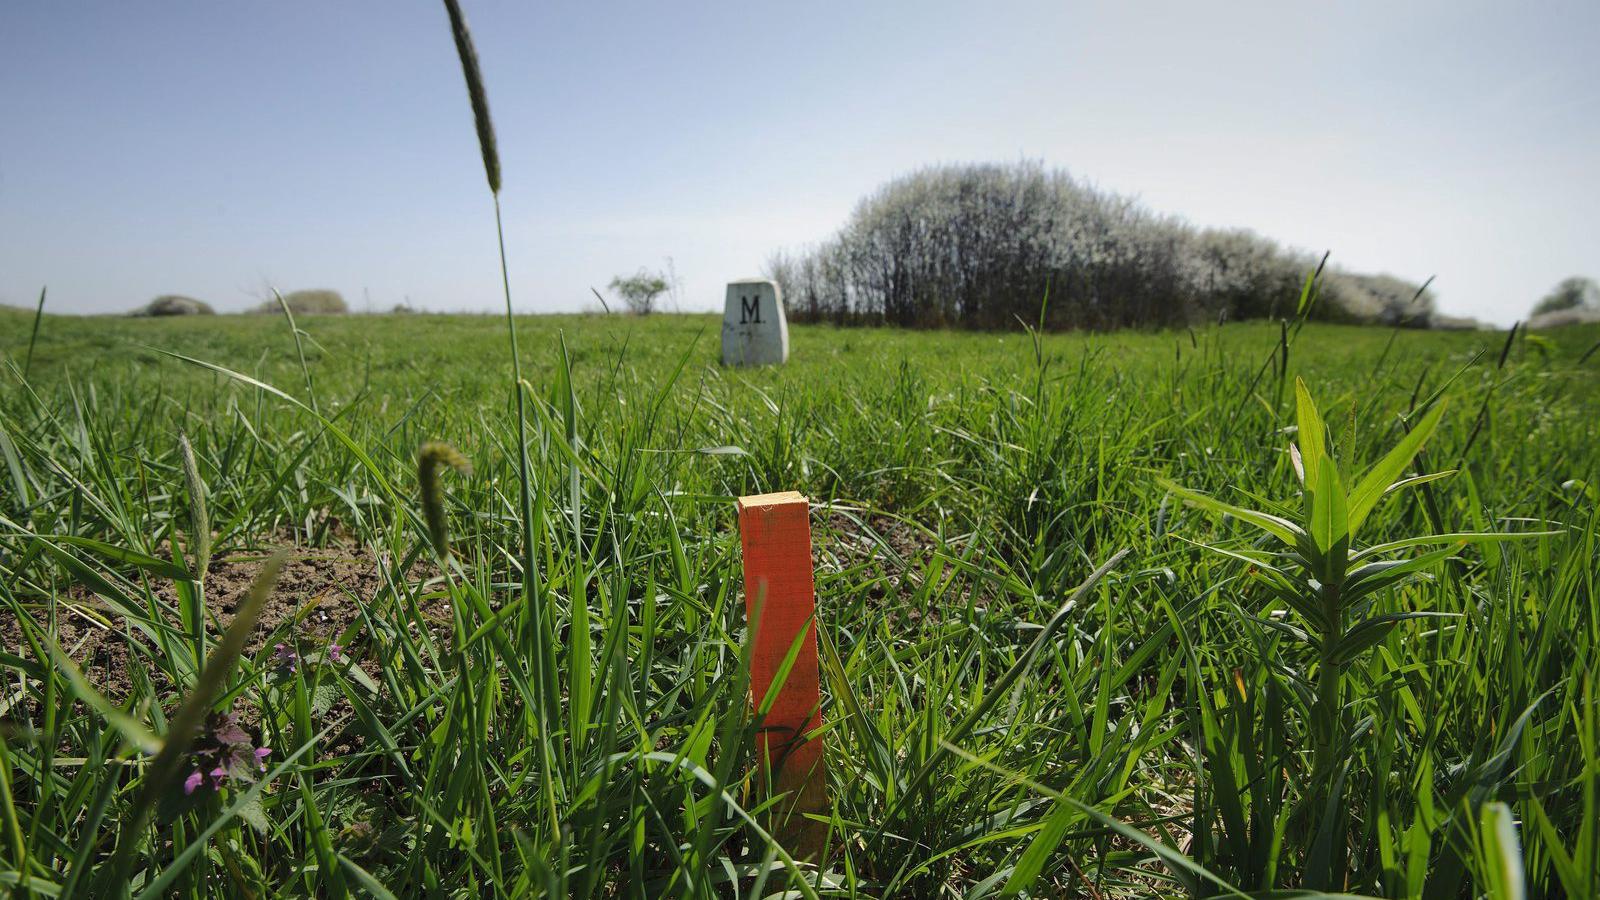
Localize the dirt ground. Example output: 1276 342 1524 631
1 537 448 703
813 505 954 622
3 506 935 703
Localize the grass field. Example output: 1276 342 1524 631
1 308 1597 898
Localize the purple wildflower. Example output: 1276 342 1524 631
177 711 272 797
328 643 346 664
272 642 299 675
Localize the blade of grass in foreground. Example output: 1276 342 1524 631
437 0 562 834
23 286 46 379
941 740 1257 899
97 551 287 897
873 548 1128 848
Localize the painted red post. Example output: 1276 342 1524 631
736 490 828 860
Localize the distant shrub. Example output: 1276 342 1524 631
252 289 349 316
768 161 1438 331
608 270 669 315
1531 276 1599 317
1528 307 1600 329
768 162 1193 330
1179 227 1316 322
1323 272 1437 327
131 295 216 317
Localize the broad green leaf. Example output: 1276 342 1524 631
1239 611 1312 643
0 422 31 507
1331 612 1460 665
1295 377 1328 497
1161 480 1305 546
1346 401 1447 537
49 535 193 581
1381 470 1456 496
1307 455 1348 558
1477 802 1525 900
1170 532 1289 573
1295 263 1319 317
1352 530 1559 563
1343 545 1462 602
1251 568 1329 630
234 793 270 834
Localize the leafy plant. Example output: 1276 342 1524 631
1165 377 1553 892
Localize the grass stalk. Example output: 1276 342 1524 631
438 0 562 835
22 286 46 379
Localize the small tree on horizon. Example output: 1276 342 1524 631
609 269 670 315
1532 276 1600 316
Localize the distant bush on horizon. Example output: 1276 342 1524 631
130 294 215 317
766 161 1439 331
1531 276 1599 317
1528 306 1600 329
251 289 349 316
1322 271 1437 327
608 269 670 315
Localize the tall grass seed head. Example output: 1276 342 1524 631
441 0 501 194
419 440 472 559
178 432 211 575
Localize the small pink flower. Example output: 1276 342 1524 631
328 643 345 664
181 711 268 797
273 643 299 674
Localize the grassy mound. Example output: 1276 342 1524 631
252 289 349 315
131 294 216 317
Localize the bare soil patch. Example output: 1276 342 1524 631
1 537 447 702
813 505 954 623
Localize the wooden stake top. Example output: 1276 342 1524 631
736 490 807 511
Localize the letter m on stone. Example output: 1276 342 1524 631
741 295 762 324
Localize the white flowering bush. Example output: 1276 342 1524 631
768 162 1436 330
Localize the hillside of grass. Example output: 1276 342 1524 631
1 310 1596 897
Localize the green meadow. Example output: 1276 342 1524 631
1 308 1597 897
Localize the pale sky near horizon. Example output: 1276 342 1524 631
2 1 1595 326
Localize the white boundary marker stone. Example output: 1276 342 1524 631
721 278 789 367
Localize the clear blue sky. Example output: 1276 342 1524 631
3 0 1595 325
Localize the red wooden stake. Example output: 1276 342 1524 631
736 490 828 860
